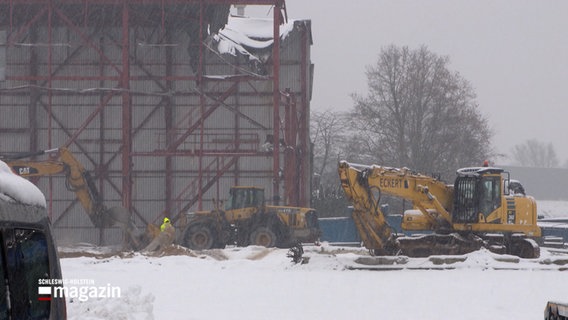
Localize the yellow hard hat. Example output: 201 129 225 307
163 217 170 224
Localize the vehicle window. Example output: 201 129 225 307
225 193 234 210
0 240 8 320
479 177 501 216
453 177 478 223
6 229 50 319
243 189 253 208
233 191 246 209
252 189 264 207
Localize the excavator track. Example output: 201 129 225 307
396 233 484 257
390 233 542 259
346 246 568 271
508 235 540 259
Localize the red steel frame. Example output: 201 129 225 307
0 0 311 227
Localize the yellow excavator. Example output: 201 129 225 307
1 147 151 250
338 161 541 258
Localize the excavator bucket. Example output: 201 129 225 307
104 206 150 250
105 206 131 225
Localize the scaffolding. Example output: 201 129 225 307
0 0 312 244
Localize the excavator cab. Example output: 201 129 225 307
225 187 265 210
453 167 504 223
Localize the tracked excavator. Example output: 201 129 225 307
1 147 151 250
338 161 541 258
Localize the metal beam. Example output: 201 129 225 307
120 3 133 210
0 0 282 4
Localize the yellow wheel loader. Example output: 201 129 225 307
180 186 320 250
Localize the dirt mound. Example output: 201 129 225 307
143 245 198 257
247 247 275 260
198 249 229 261
58 244 198 259
58 250 135 259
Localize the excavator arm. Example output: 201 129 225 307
339 161 453 228
2 148 178 251
338 161 397 254
3 148 126 228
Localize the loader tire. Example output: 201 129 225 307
249 226 277 248
183 224 215 250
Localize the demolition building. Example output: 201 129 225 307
0 0 313 244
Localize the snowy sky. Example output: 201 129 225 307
240 1 568 164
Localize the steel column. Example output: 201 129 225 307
271 1 281 205
121 3 132 210
197 2 205 210
164 26 174 218
299 21 310 207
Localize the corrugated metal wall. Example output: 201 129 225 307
0 2 312 246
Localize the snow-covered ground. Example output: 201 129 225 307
60 243 568 320
59 199 568 320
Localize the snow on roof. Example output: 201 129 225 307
0 160 46 207
214 15 295 60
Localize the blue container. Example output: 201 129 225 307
318 217 361 244
538 218 568 243
318 214 425 245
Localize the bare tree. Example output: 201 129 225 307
349 45 493 180
310 110 350 216
511 139 559 168
310 111 345 188
310 110 346 177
